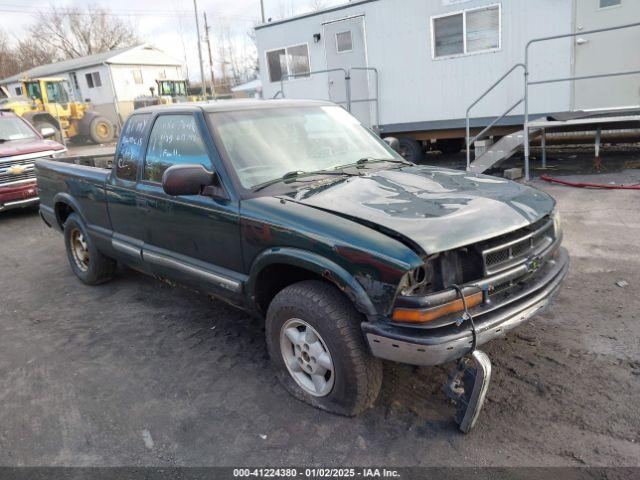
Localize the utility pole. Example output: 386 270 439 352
260 0 265 23
203 12 216 98
193 0 206 96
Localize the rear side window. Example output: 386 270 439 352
144 114 211 183
115 114 151 181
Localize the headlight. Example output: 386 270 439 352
551 209 562 236
399 262 433 296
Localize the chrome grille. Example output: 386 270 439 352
480 217 555 275
0 158 37 186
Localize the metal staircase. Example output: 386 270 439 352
468 126 541 174
465 21 640 180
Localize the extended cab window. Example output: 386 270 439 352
115 114 150 181
144 114 211 183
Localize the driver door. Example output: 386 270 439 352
138 112 245 300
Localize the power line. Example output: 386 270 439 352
0 4 259 21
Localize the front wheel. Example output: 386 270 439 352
64 213 116 285
266 280 383 416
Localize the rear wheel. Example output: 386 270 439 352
266 280 383 416
398 137 424 164
64 213 116 285
88 116 115 144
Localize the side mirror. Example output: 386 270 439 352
162 164 215 196
383 136 401 154
40 127 56 139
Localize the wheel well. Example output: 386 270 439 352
54 202 74 228
24 112 58 127
254 264 328 314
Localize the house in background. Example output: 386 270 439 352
0 44 185 126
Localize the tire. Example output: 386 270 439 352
64 213 116 285
88 116 115 144
398 137 424 164
266 280 383 416
436 138 465 155
34 121 63 143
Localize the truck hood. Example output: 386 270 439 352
0 138 65 160
282 165 555 255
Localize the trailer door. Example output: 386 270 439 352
573 0 640 110
323 16 371 126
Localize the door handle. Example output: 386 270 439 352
576 38 589 45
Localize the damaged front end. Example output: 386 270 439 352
362 213 569 432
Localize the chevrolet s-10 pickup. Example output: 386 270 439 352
36 100 568 432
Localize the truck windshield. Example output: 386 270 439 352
0 116 38 141
210 106 400 189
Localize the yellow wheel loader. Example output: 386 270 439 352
133 79 204 110
0 77 115 144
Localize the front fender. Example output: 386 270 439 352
246 247 378 317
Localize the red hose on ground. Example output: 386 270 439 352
540 174 640 190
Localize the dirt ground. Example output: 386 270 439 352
0 149 639 467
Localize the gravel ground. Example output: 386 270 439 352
0 157 639 467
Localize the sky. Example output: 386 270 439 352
0 0 346 82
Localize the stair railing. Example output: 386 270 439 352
465 63 524 171
467 21 640 180
523 21 640 180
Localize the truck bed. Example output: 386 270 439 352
36 155 113 233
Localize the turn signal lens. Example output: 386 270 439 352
392 291 483 324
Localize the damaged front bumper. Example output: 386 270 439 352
362 246 570 366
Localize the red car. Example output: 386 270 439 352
0 111 65 212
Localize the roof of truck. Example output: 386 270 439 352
134 99 335 115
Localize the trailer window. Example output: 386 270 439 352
432 4 500 59
599 0 621 7
466 6 500 53
336 31 353 53
266 44 310 83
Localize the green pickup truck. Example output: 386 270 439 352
36 100 568 428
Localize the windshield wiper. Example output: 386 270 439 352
253 169 357 192
356 157 413 167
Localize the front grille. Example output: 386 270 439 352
480 216 555 275
0 158 37 186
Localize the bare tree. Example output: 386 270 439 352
29 4 140 60
213 19 258 91
0 31 21 79
310 0 327 11
14 38 58 71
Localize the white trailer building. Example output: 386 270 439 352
255 0 640 166
0 45 184 126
